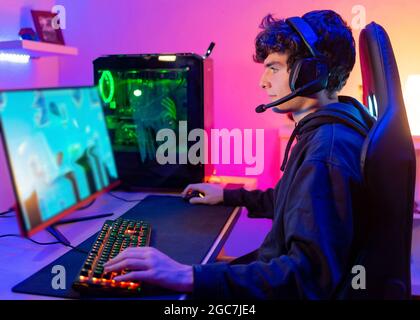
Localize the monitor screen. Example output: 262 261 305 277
0 86 119 236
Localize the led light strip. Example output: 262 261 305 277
158 55 176 62
0 52 30 64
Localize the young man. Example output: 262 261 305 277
104 10 374 299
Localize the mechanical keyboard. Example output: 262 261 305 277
73 218 151 296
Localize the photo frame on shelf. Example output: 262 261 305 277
30 10 65 45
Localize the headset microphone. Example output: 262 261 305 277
255 77 327 113
256 90 300 113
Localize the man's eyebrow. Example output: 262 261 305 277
264 61 282 68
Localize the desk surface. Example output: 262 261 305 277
0 191 240 300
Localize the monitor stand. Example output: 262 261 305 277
46 212 114 246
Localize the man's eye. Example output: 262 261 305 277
270 67 279 73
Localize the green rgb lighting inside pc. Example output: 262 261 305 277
93 54 210 189
97 68 189 163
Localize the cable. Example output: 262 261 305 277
0 234 60 245
64 244 89 254
0 208 14 216
108 191 143 202
76 198 96 211
0 214 14 218
0 234 88 254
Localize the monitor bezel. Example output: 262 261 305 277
0 85 121 237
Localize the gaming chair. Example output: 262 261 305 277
336 22 416 299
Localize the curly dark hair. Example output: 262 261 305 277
254 10 356 97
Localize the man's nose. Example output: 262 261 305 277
259 74 271 89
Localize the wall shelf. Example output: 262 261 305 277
0 39 78 58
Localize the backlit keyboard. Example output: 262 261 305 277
73 218 151 296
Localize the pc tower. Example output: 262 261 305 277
93 53 213 190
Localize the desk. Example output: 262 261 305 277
0 191 241 300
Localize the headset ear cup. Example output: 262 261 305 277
290 58 329 95
289 60 303 91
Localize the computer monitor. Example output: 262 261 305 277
0 86 119 237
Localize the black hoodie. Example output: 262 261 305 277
191 96 375 299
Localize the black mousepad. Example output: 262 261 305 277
12 195 236 299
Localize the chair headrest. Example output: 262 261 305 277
359 22 414 179
359 22 405 119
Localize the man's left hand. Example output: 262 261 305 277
104 247 193 293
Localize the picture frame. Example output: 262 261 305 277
30 10 65 45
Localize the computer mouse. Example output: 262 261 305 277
183 189 205 201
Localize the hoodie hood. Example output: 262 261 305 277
280 96 375 171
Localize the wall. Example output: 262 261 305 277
0 0 60 89
0 0 60 211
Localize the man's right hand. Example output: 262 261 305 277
181 183 224 205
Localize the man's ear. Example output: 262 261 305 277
316 89 339 103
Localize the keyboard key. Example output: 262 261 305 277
80 268 90 276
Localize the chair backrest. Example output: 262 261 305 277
343 22 416 299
